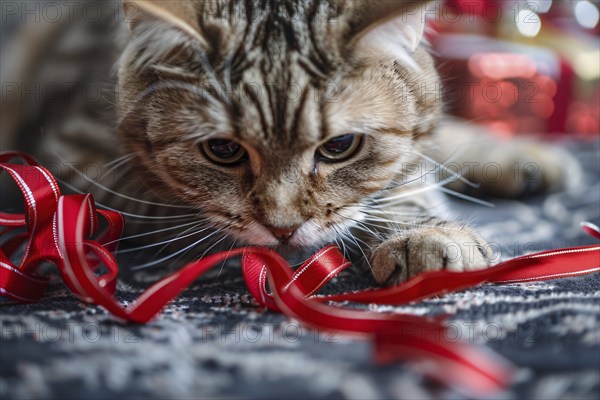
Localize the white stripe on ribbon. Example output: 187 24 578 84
56 196 92 301
0 261 47 284
35 166 60 202
2 166 37 264
284 246 336 291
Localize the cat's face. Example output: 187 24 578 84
117 0 440 246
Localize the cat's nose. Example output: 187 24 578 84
266 226 297 241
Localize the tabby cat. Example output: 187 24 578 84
1 0 569 285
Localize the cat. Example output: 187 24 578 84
1 0 572 285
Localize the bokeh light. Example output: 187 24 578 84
574 0 600 29
516 10 542 37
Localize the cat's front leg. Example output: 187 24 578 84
363 194 493 286
370 223 492 285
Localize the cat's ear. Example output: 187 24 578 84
123 0 208 48
348 0 429 67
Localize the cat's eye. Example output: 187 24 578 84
200 139 247 165
317 134 362 162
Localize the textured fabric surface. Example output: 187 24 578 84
1 140 599 400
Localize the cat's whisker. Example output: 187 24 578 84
101 153 135 169
381 167 444 192
130 228 225 270
169 230 230 276
215 235 239 280
118 211 197 221
101 158 133 179
341 225 375 276
357 202 435 218
360 214 466 233
376 159 495 209
334 234 349 260
105 219 206 245
54 178 197 220
438 186 496 208
149 222 216 260
380 143 469 192
332 211 387 237
331 221 373 267
331 228 366 275
52 151 192 210
347 231 373 252
124 217 198 225
414 150 479 189
354 219 397 235
362 208 434 220
369 174 460 206
116 223 212 254
359 213 420 226
330 224 352 251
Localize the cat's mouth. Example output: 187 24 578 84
250 222 310 247
204 203 364 250
227 218 331 249
264 226 297 242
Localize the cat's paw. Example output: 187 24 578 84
370 227 492 285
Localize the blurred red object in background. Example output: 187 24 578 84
431 0 599 139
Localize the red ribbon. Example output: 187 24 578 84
2 152 599 396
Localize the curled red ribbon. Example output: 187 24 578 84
2 152 599 396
